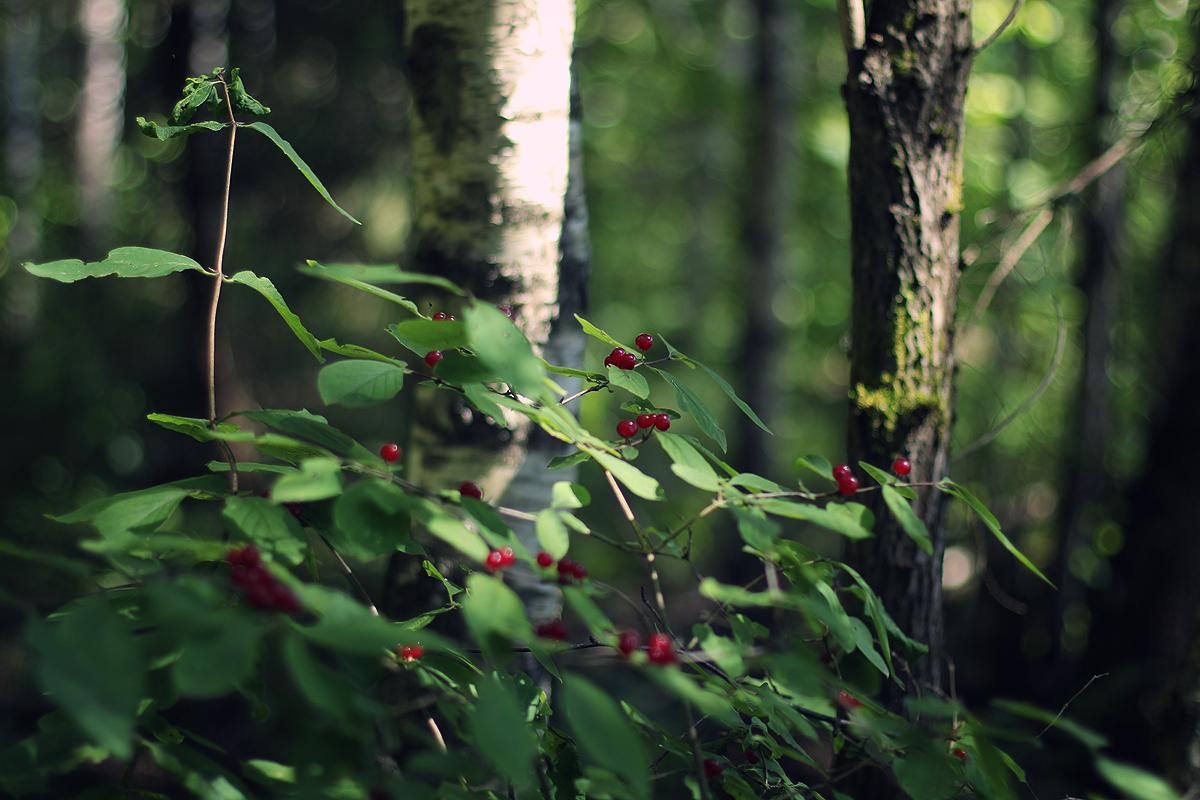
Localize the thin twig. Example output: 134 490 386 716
968 207 1053 327
683 702 712 800
974 0 1027 51
317 533 379 616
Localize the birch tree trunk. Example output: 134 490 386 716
385 0 579 624
842 0 973 711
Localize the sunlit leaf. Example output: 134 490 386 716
225 271 324 362
939 480 1053 586
317 360 405 408
245 122 361 224
651 368 727 451
25 247 205 283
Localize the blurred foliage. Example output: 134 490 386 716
1 0 1197 794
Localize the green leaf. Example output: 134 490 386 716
1089 759 1173 800
26 604 145 759
837 562 895 681
859 461 894 486
462 574 535 661
54 476 226 539
562 586 615 638
939 480 1054 587
692 359 772 434
560 674 649 800
795 454 834 482
581 445 663 501
756 498 874 540
225 271 324 363
536 510 571 559
466 302 548 400
573 314 627 351
647 668 741 728
469 673 539 793
848 617 888 675
147 414 240 442
245 122 361 224
548 451 591 470
222 495 308 564
240 409 374 461
331 480 423 560
294 588 442 656
225 68 270 116
317 338 407 366
432 351 501 384
990 699 1107 749
280 634 377 730
657 432 722 491
25 247 205 283
268 458 344 503
650 368 727 451
170 77 216 124
893 746 963 800
317 360 405 408
606 365 650 398
882 485 933 555
552 481 590 509
387 319 470 356
732 506 781 553
136 118 227 140
299 261 462 296
171 611 262 698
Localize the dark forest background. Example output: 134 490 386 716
3 0 1200 794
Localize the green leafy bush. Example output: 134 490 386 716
2 69 1175 800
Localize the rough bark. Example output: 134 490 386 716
383 0 577 624
843 0 973 707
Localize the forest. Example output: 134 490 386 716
1 0 1199 798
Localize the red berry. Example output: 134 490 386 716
647 632 676 665
536 551 554 568
618 352 638 370
496 305 514 319
459 481 483 500
432 312 448 321
603 356 614 368
617 629 640 657
380 442 401 462
636 414 655 429
654 414 671 431
283 502 303 519
498 546 516 568
893 457 912 476
635 333 653 351
535 620 570 641
703 758 724 777
820 651 833 664
952 748 967 760
744 749 760 764
832 464 852 480
485 550 505 571
838 690 864 709
837 475 859 495
247 583 273 609
270 584 300 613
617 419 638 439
569 562 587 580
399 644 423 661
424 351 443 368
227 545 260 568
556 557 575 574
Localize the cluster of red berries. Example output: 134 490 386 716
603 333 654 371
617 413 671 439
226 545 300 613
485 546 516 571
431 312 456 321
534 551 588 582
615 629 676 663
832 464 858 495
398 643 423 661
535 619 570 641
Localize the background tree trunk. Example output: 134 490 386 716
383 0 579 623
843 0 973 713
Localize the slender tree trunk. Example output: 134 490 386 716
1085 67 1200 788
384 0 578 623
843 0 973 713
1050 0 1124 692
732 0 795 477
76 0 128 249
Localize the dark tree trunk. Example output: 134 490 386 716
1049 0 1125 694
732 0 795 477
843 0 973 712
1085 67 1200 789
